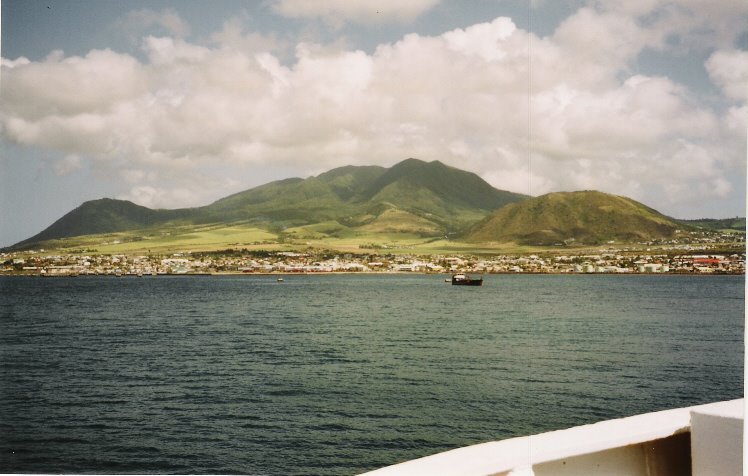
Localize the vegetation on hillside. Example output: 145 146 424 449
10 159 528 250
464 190 687 245
676 217 745 233
13 199 194 248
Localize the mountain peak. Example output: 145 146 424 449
390 157 445 170
359 158 526 212
13 198 167 248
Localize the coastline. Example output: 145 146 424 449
1 270 743 277
4 248 744 276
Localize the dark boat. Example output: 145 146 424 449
451 273 483 286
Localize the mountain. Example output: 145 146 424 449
10 159 528 249
357 158 520 211
353 158 523 227
13 199 193 248
464 190 685 245
200 159 526 231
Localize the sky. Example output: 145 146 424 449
1 0 746 247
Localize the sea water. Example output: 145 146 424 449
0 274 743 474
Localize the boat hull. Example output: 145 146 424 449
451 276 483 286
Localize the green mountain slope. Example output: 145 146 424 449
464 190 685 245
201 159 526 231
13 199 192 248
10 159 528 249
200 176 351 227
350 158 527 230
358 158 524 210
317 165 387 200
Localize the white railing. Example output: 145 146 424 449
359 399 743 476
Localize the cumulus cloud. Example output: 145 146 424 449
1 57 30 68
552 7 653 80
706 49 748 102
1 49 147 119
443 17 517 61
662 0 748 50
0 2 745 217
270 0 439 26
117 185 198 209
590 0 748 50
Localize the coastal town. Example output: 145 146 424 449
2 246 744 276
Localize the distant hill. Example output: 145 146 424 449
13 199 193 248
676 217 745 233
10 158 528 249
464 191 685 245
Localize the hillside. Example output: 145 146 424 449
199 175 353 227
9 159 528 250
357 158 522 210
200 159 526 231
676 217 745 233
13 199 192 248
351 159 526 229
464 191 685 245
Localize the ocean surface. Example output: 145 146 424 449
0 274 743 475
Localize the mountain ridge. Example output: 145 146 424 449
11 158 528 249
11 160 739 251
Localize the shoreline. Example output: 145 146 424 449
1 270 743 277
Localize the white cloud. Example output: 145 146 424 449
723 105 748 140
443 17 516 61
1 49 147 119
1 57 30 68
143 36 210 65
659 0 748 50
589 0 748 51
117 185 197 209
0 3 745 217
552 7 652 78
705 49 748 102
270 0 439 26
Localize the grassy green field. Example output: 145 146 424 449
34 223 277 254
22 222 527 256
98 225 277 253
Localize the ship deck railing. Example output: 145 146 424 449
359 398 743 476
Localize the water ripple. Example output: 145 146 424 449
0 274 743 475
